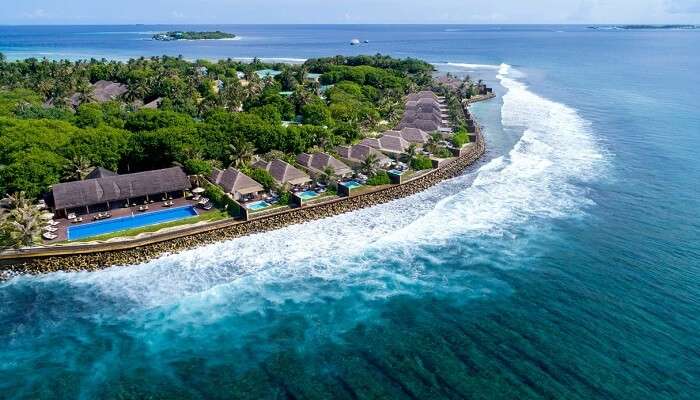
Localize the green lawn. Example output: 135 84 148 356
70 210 230 243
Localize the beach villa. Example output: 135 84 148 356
210 167 264 201
66 80 128 108
253 159 311 187
360 135 412 157
384 128 431 145
51 167 191 217
256 69 282 79
335 144 392 167
305 73 322 83
296 152 353 178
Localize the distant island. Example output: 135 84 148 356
152 31 236 41
588 25 697 30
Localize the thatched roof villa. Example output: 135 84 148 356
296 152 353 177
253 159 311 186
335 144 392 167
360 135 412 156
51 167 191 214
210 167 264 200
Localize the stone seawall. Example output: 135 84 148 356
0 102 490 277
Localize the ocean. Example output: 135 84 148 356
1 25 699 399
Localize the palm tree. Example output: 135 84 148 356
74 79 95 105
320 166 336 185
360 153 379 177
427 133 442 154
290 85 312 112
221 79 245 111
63 155 94 181
5 191 32 209
7 206 43 248
405 144 417 166
227 140 255 168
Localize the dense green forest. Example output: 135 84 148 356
0 54 434 200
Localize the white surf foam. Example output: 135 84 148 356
21 63 605 314
446 63 501 70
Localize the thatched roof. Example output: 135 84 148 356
384 128 431 144
211 168 263 196
360 135 411 155
141 97 163 109
336 144 391 165
68 80 129 107
52 167 190 210
85 167 117 180
296 153 352 176
406 91 439 102
253 159 311 186
397 119 440 132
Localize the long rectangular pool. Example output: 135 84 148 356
67 206 198 241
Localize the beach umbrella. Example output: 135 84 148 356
192 187 206 194
40 212 55 220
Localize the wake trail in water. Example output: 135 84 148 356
2 64 605 314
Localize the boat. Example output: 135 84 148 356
350 39 360 45
363 40 369 43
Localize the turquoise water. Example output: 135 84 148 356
246 200 271 211
67 206 198 240
1 25 700 399
341 180 362 189
297 190 320 200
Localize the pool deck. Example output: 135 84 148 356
50 197 205 242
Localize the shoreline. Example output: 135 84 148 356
0 96 493 278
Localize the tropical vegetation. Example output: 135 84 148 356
0 54 433 203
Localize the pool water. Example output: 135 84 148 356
341 180 362 189
246 200 271 211
297 191 319 200
387 169 404 176
67 206 198 241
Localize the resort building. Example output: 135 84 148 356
296 152 353 177
252 159 311 187
141 97 163 109
384 127 431 145
360 135 412 157
51 167 191 216
335 144 392 167
256 69 282 79
210 167 264 201
74 80 128 106
305 73 322 83
406 91 439 102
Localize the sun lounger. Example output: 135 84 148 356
43 226 58 232
67 213 76 220
202 202 214 210
42 232 57 240
71 217 83 223
48 220 60 226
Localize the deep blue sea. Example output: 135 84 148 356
1 25 699 399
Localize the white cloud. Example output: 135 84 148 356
23 9 49 19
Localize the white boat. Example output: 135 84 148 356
350 39 360 45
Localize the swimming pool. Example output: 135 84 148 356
387 169 405 176
67 206 198 241
341 180 362 189
297 190 319 200
246 200 271 211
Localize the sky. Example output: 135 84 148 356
2 0 699 25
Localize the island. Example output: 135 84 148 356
0 54 494 276
588 25 697 30
153 31 236 41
